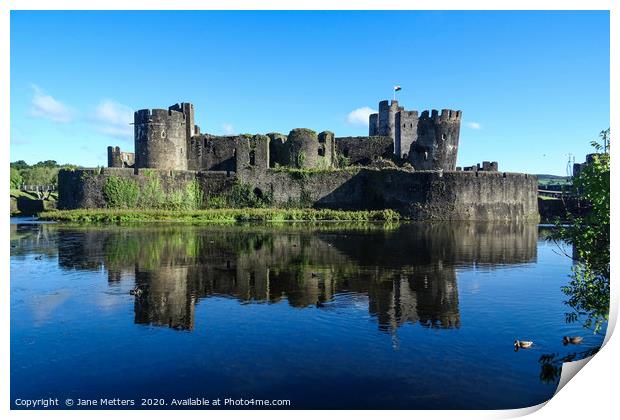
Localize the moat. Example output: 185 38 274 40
10 219 604 409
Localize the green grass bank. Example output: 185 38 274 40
38 208 402 223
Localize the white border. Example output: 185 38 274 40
2 2 617 419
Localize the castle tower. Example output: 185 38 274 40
134 108 188 170
410 109 462 171
168 102 199 139
395 110 418 159
107 146 123 168
369 100 418 158
283 128 335 168
107 146 135 168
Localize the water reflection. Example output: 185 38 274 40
38 223 538 332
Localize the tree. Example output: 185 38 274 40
10 167 23 189
34 160 59 167
20 166 59 187
552 129 610 333
10 160 29 170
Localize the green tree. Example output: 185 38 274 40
20 166 59 187
34 160 59 167
10 160 29 170
10 167 23 189
552 129 610 333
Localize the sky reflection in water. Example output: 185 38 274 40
10 220 605 409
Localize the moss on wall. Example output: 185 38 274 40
102 176 204 210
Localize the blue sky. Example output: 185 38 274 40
10 10 609 175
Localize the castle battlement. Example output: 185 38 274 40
418 109 462 122
134 108 187 125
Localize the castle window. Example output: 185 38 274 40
318 147 325 157
249 150 256 166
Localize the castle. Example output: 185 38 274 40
60 98 537 221
107 100 496 173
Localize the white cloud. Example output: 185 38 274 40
222 123 235 135
94 100 134 140
346 107 376 126
466 122 482 130
29 84 73 123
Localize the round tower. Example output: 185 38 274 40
134 108 187 170
284 128 319 169
409 109 462 171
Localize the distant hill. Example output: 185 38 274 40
536 174 570 180
536 174 571 188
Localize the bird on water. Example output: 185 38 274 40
563 336 583 345
514 340 534 351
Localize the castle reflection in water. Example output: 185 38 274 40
22 222 537 332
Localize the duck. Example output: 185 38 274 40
514 340 534 350
129 287 143 297
563 336 583 345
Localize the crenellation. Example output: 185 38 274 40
463 161 499 172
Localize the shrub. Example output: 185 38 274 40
103 177 140 208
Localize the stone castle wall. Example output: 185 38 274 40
335 136 393 166
57 168 234 209
58 167 538 221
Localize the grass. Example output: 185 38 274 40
11 189 38 199
11 189 58 200
38 208 402 223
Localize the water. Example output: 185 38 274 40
10 219 605 409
